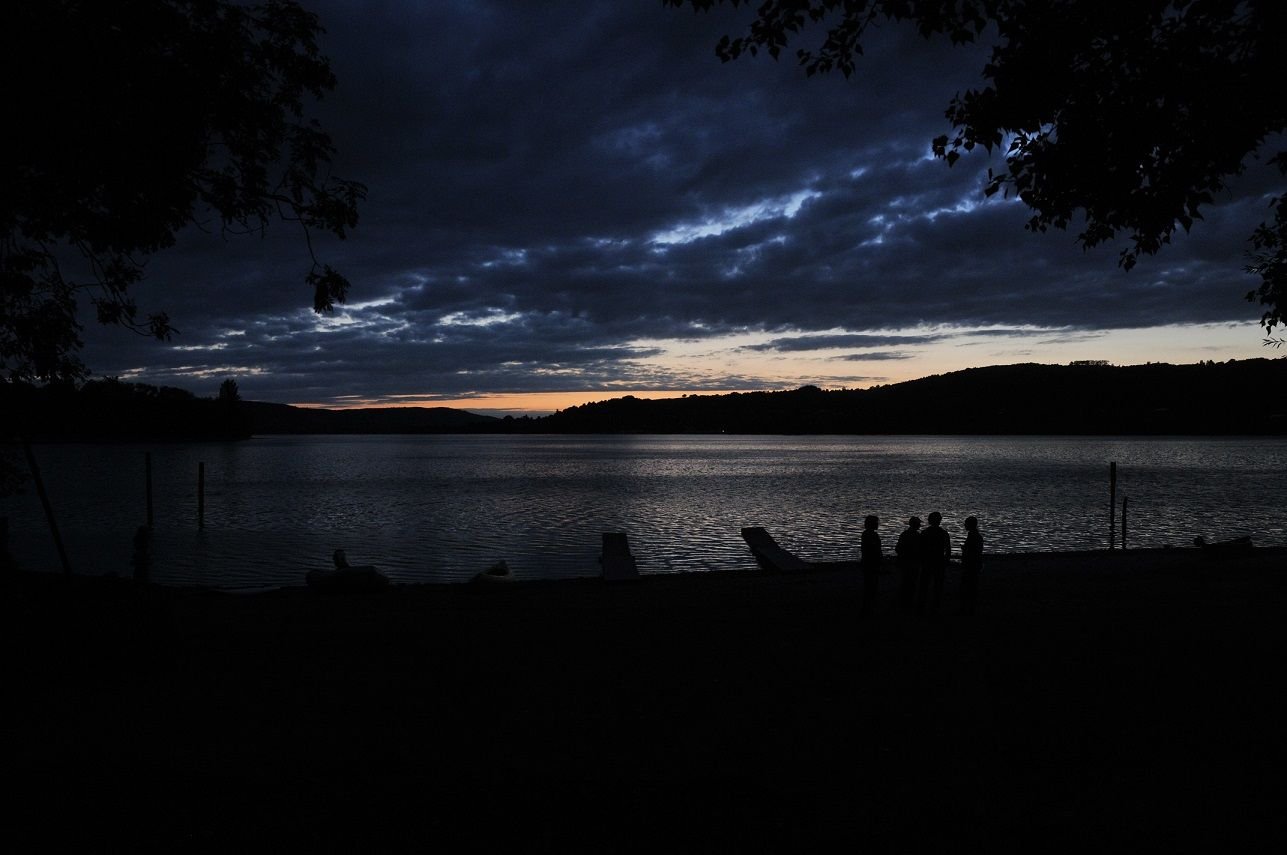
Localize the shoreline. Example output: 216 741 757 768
8 541 1279 592
9 546 1285 846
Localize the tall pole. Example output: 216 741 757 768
145 452 154 529
22 436 72 575
0 516 11 575
1109 462 1117 551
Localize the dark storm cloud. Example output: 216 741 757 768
955 328 1066 338
833 351 915 361
745 333 934 352
78 1 1279 403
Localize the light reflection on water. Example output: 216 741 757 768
4 435 1284 587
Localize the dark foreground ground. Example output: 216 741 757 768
8 547 1287 849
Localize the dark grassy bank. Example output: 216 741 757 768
8 547 1286 848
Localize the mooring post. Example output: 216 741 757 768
145 451 154 529
1121 496 1129 551
198 462 205 529
1109 462 1117 551
131 525 151 583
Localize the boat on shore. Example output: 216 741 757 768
471 560 514 584
306 549 389 592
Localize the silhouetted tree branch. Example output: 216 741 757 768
2 0 366 383
666 0 1287 331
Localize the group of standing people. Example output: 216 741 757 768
859 512 982 615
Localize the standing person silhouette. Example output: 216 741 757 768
894 516 922 609
860 514 881 615
960 516 983 615
916 512 951 614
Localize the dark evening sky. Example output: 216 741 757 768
81 0 1279 414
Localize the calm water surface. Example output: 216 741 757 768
5 435 1284 587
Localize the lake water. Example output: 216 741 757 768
4 435 1284 587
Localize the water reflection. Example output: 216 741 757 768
4 435 1284 587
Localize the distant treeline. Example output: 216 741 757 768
2 380 501 441
501 359 1287 436
5 379 252 441
6 359 1286 440
244 400 496 434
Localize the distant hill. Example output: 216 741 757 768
3 380 496 441
7 359 1285 440
5 379 253 441
244 401 496 434
510 359 1287 435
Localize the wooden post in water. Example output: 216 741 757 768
145 452 154 529
1121 496 1129 551
1109 462 1117 551
197 462 205 529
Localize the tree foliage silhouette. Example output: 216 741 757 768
666 0 1286 333
218 378 242 404
2 0 366 383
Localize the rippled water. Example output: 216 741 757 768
4 435 1284 587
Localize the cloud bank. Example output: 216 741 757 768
78 1 1277 406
